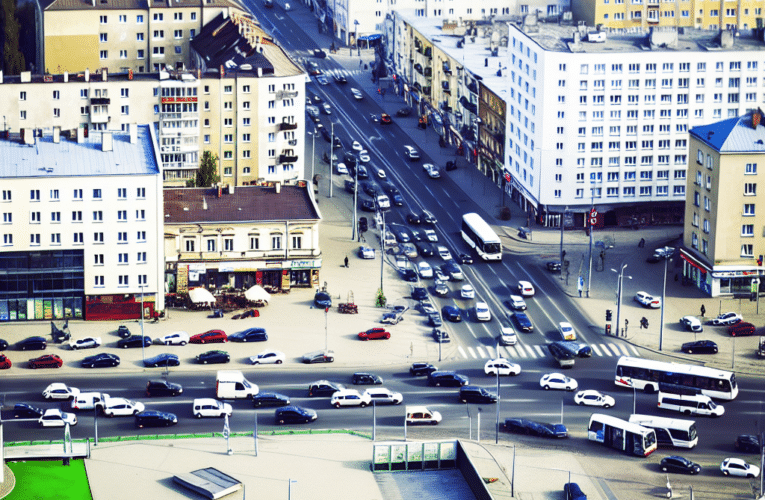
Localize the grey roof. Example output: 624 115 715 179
0 125 160 178
45 0 235 11
192 13 274 75
164 185 321 223
173 467 242 500
690 108 765 153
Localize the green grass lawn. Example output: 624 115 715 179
5 460 92 500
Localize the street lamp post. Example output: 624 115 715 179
495 366 500 444
611 264 631 338
354 20 360 57
659 254 671 351
309 128 316 181
351 158 359 241
587 193 595 298
559 207 568 281
139 286 146 365
378 203 386 297
329 123 334 198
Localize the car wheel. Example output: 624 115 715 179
747 474 755 479
107 413 114 418
328 358 334 362
202 360 208 364
276 360 282 364
72 346 78 350
543 385 550 390
30 363 36 369
661 467 668 472
195 413 202 419
334 403 341 408
278 419 285 425
576 400 582 405
133 410 139 415
123 345 128 349
603 404 612 408
180 342 187 346
112 361 118 366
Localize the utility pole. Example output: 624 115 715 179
659 255 670 351
559 207 568 281
587 200 596 298
351 158 358 241
328 123 334 198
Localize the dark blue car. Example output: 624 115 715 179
229 328 268 342
144 353 180 367
503 418 568 438
275 405 318 424
512 312 533 332
81 353 120 368
314 291 332 308
17 336 47 351
117 335 152 349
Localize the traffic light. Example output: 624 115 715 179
606 310 612 321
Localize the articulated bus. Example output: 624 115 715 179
461 213 502 261
628 414 698 449
588 413 658 457
614 356 738 400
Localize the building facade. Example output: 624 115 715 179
0 125 164 321
163 184 322 294
681 109 765 296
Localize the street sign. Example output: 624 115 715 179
577 276 584 290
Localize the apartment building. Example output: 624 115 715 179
41 0 242 74
393 14 765 227
164 184 322 294
0 125 164 321
681 109 765 297
572 0 764 32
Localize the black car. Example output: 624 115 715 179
359 197 376 212
442 305 462 322
252 392 291 408
427 371 469 387
117 335 152 349
396 107 413 117
275 405 317 424
135 410 178 428
411 287 428 301
457 253 473 265
459 386 498 404
117 325 131 338
381 183 399 196
646 254 663 263
143 353 180 367
512 312 533 332
17 336 47 351
81 353 120 368
146 380 183 397
313 49 327 58
420 211 438 225
332 137 343 149
314 291 332 308
343 152 358 168
308 380 344 397
356 165 369 180
197 350 230 364
409 228 426 242
681 340 718 354
0 338 8 351
351 372 383 385
361 181 378 197
358 217 368 233
320 126 331 142
432 328 451 343
735 434 761 453
229 328 268 342
406 212 421 224
344 179 356 193
660 456 701 475
392 194 404 206
333 75 347 84
410 362 438 376
13 403 44 419
546 261 562 272
399 269 418 282
503 418 568 438
427 313 443 327
416 242 435 257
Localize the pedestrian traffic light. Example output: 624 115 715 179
606 309 612 321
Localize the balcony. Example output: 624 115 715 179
442 81 451 93
443 63 452 75
279 122 298 131
276 90 299 99
91 97 110 105
467 82 478 94
424 67 432 77
279 153 299 163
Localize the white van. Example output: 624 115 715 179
657 390 724 417
71 392 109 411
216 370 259 399
376 194 390 209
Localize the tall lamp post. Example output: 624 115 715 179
559 207 569 281
351 158 359 241
611 264 631 338
354 20 360 57
659 252 672 351
377 201 386 296
329 123 334 198
307 128 316 182
139 285 146 365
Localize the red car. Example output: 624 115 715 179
0 354 11 369
380 113 392 125
729 322 756 337
190 330 228 344
358 328 391 341
29 354 63 369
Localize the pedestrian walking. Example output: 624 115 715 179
359 60 363 68
344 256 349 268
700 304 706 317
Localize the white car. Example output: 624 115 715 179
334 162 348 175
358 150 371 163
403 145 420 160
39 409 77 428
680 316 703 332
400 243 418 259
330 389 371 408
720 458 760 478
250 349 286 365
358 246 375 259
406 405 441 425
351 140 364 152
710 312 743 326
423 229 438 242
484 358 521 376
498 326 517 346
460 284 475 299
517 281 535 296
540 373 578 391
351 88 363 100
634 291 661 308
425 164 441 179
557 322 577 341
417 261 434 279
103 397 145 417
437 246 453 261
475 301 491 322
574 390 615 408
193 398 233 418
374 166 386 178
43 383 80 400
364 387 403 405
157 331 190 346
69 337 102 350
507 295 527 310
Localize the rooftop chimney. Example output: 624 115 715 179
85 68 90 82
102 68 108 81
102 131 113 151
77 127 85 143
20 71 31 83
53 127 60 143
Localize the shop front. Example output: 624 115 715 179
679 248 761 297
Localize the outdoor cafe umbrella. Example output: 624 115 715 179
188 287 216 304
244 285 271 303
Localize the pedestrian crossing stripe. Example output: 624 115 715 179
607 344 622 356
524 345 536 358
591 344 604 356
476 346 486 358
533 345 546 357
457 346 467 359
456 343 642 360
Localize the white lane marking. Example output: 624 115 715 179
524 345 537 358
467 347 477 359
607 344 622 356
476 346 487 358
485 346 496 358
534 345 547 357
618 344 632 356
630 345 641 356
591 344 604 356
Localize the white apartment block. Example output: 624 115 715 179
0 125 164 321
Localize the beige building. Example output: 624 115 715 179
681 108 765 297
41 0 243 74
572 0 763 31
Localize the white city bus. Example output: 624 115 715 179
628 414 699 449
614 356 738 400
588 413 658 457
461 213 502 261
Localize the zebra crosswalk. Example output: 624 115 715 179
456 342 641 361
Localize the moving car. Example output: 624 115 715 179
156 332 189 346
734 435 761 454
69 337 101 350
135 410 178 428
680 316 703 332
302 349 334 364
43 383 79 400
29 354 63 369
143 353 179 367
635 291 661 308
424 164 440 179
406 212 421 224
459 285 475 300
416 242 435 257
474 301 491 322
117 335 152 349
396 107 413 117
229 328 268 342
427 371 469 387
400 243 418 259
546 261 562 272
275 406 318 424
103 397 145 417
14 403 44 419
249 349 285 364
380 113 392 124
146 380 183 397
433 280 450 297
190 330 227 344
557 322 577 341
192 398 232 418
442 262 464 281
681 340 718 354
411 287 428 301
350 88 363 100
358 328 391 340
403 145 420 161
720 458 760 478
417 261 434 279
364 388 403 405
437 246 452 261
406 406 441 425
539 373 578 391
517 281 535 297
410 362 437 376
196 350 230 364
428 313 443 327
502 418 568 438
116 325 131 338
420 210 438 225
710 312 743 325
82 353 120 368
308 380 344 397
351 372 383 385
457 253 473 264
39 409 77 428
423 229 439 242
563 483 587 500
0 354 10 369
442 305 462 322
252 392 290 408
574 390 615 408
314 291 332 308
358 246 375 259
729 322 756 337
459 386 498 404
484 358 521 376
18 336 47 351
660 456 701 474
432 328 451 343
0 338 7 350
331 389 371 408
333 74 347 84
512 312 533 332
498 326 517 346
507 295 527 310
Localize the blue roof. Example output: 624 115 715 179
690 109 765 154
0 125 159 178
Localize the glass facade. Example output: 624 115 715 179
0 250 84 321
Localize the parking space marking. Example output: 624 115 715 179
591 344 604 356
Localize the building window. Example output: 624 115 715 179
118 253 128 264
745 183 757 196
30 234 40 245
744 203 755 216
742 224 754 236
118 275 129 287
117 210 127 221
206 238 216 252
118 232 127 243
136 209 145 220
73 232 83 244
137 187 146 199
249 236 259 250
137 231 146 242
51 211 60 223
292 236 302 249
93 211 103 222
137 252 147 263
272 235 282 250
94 232 104 243
746 163 757 175
742 244 754 257
223 238 234 251
95 276 104 287
50 233 61 245
185 239 195 252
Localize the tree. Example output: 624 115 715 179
1 0 26 75
195 151 220 187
